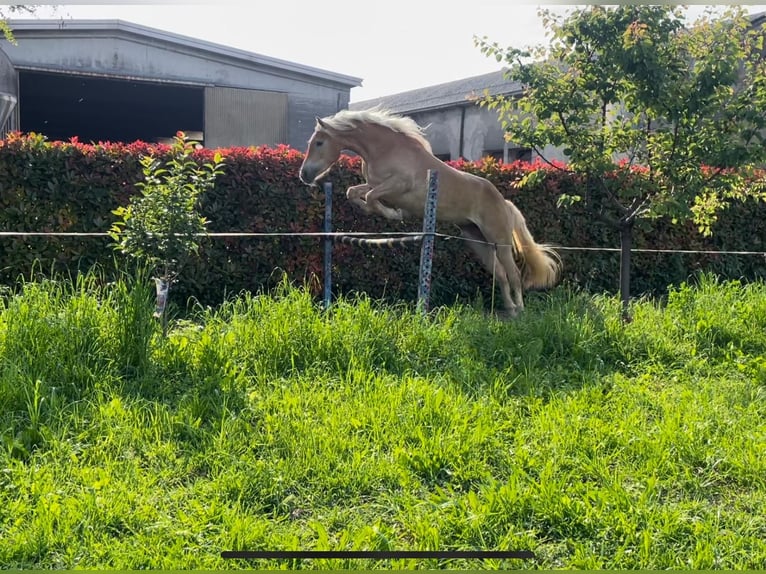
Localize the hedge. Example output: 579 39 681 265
1 132 765 308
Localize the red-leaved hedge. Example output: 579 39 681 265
1 132 764 308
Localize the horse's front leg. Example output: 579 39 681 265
346 183 375 214
347 183 371 200
363 178 409 221
347 183 404 220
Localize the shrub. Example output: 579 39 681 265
1 133 764 308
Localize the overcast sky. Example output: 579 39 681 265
25 3 766 103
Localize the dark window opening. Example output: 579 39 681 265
484 147 533 163
434 152 451 161
18 70 204 144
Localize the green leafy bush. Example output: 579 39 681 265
110 132 224 280
0 133 764 309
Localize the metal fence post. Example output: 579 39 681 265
417 170 439 314
323 181 333 311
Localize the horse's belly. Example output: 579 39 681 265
395 191 427 218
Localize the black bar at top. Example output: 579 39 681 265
221 550 534 560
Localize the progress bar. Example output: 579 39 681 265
221 550 535 560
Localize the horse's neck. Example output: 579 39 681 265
339 124 402 164
336 124 374 162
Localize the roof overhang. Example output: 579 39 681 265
5 19 363 89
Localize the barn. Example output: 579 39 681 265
0 19 362 149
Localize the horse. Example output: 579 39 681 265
298 107 561 317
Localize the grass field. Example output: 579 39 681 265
1 272 765 569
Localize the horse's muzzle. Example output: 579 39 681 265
299 167 316 185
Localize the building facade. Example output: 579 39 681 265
350 71 540 163
1 19 362 148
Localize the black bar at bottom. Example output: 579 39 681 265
221 550 534 560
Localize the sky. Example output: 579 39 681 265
20 2 766 103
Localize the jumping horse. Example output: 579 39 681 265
298 108 561 317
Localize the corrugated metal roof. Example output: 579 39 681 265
350 70 522 113
6 19 363 88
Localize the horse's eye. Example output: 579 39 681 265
316 140 324 147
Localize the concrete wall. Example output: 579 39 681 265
405 105 532 162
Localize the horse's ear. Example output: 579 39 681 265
315 116 328 129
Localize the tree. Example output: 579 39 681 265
476 6 766 320
109 133 225 335
1 6 45 43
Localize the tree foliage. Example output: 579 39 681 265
476 5 766 317
109 132 225 282
1 6 43 43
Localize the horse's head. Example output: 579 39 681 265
299 116 344 185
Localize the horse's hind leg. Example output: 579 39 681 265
468 212 526 314
460 224 519 317
496 243 524 312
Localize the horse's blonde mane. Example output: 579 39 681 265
320 107 433 153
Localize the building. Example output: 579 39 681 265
0 19 362 148
0 44 17 132
350 71 531 163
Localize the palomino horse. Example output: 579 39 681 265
298 108 561 316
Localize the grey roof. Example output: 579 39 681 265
350 70 521 114
5 19 363 88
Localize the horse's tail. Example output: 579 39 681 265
506 200 562 290
336 235 422 247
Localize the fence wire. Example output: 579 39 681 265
1 230 764 257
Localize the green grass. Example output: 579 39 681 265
0 272 765 569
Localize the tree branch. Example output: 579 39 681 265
556 110 573 140
645 115 655 185
668 117 680 168
592 170 631 216
599 98 608 155
530 144 573 173
625 195 649 223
